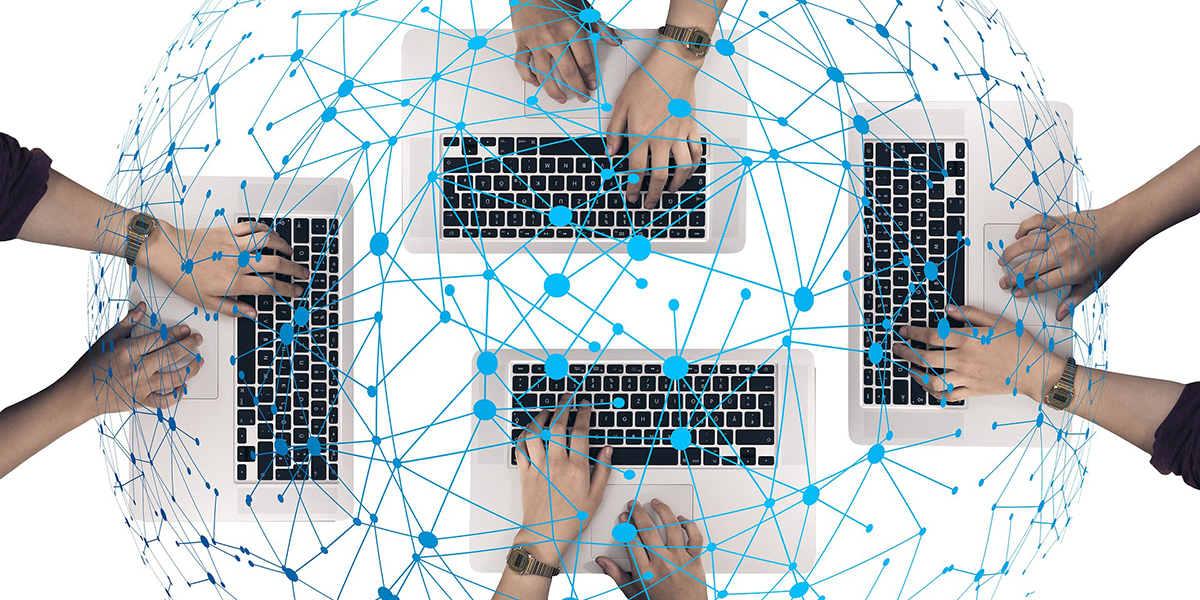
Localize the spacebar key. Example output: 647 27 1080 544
611 447 679 466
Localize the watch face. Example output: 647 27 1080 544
508 552 528 569
132 215 154 234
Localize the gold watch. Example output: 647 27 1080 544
125 211 158 267
505 547 560 578
657 24 711 57
1043 356 1077 411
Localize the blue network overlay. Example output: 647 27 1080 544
84 1 1107 598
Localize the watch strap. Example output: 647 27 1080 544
506 547 560 578
1044 356 1077 410
656 24 711 56
125 212 158 267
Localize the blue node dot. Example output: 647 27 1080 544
853 115 870 134
370 231 388 256
577 510 588 521
477 352 498 375
974 568 984 582
707 542 717 553
200 535 210 548
793 286 814 312
777 116 788 127
937 318 950 339
627 235 651 261
418 531 438 549
612 397 626 409
636 278 649 289
601 102 613 111
718 591 729 599
790 582 809 598
715 38 735 56
545 353 568 379
600 168 615 179
526 95 538 106
428 171 437 182
1015 319 1024 337
483 269 495 280
867 443 884 464
540 430 552 442
274 437 289 457
280 323 295 345
1015 272 1026 289
643 572 654 580
868 342 883 365
320 106 337 123
372 435 382 445
612 522 637 543
613 323 625 335
826 66 844 83
667 98 692 118
430 72 442 82
628 173 640 184
290 49 304 62
668 299 680 311
375 311 383 324
181 259 194 274
669 427 691 450
875 23 890 38
741 156 754 167
866 523 874 533
467 35 487 50
544 273 570 298
578 7 600 23
764 498 775 509
473 398 497 420
1036 413 1045 427
768 148 781 159
802 485 820 506
307 436 322 456
392 458 402 469
454 121 466 131
741 288 751 300
337 79 354 97
238 250 250 268
439 310 451 323
284 567 299 582
842 269 852 281
841 159 852 171
588 341 601 352
924 261 939 281
664 356 688 380
379 587 398 600
549 205 572 227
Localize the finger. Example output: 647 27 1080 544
590 445 614 498
532 50 567 103
892 342 958 371
146 357 203 394
680 516 704 557
1057 286 1090 322
550 393 572 435
668 139 693 193
233 275 303 298
595 556 637 597
132 321 192 357
947 304 997 328
569 33 598 92
927 382 972 404
644 142 671 207
244 229 294 256
606 105 628 156
596 21 622 46
1011 251 1062 288
249 254 310 279
108 301 148 342
553 46 590 102
520 409 552 467
649 499 686 549
221 297 258 320
998 232 1051 268
629 501 663 548
1015 212 1062 238
138 386 186 412
146 332 204 373
619 510 652 571
230 220 270 237
897 324 960 349
1016 268 1068 297
624 143 648 206
513 43 538 85
569 405 593 458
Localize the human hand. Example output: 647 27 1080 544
70 302 205 420
143 221 310 319
891 305 1066 404
596 498 708 600
997 204 1137 321
512 396 614 567
606 48 704 209
510 0 621 104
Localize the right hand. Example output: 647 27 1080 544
597 498 708 600
75 301 205 418
510 0 621 104
997 203 1137 321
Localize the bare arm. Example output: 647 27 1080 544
1066 367 1182 455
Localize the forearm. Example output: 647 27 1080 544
657 0 728 68
490 532 569 600
17 169 130 258
1112 144 1200 243
0 368 90 479
1065 366 1183 455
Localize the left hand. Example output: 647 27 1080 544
513 396 614 567
596 499 708 600
142 221 310 319
892 305 1066 403
606 47 704 209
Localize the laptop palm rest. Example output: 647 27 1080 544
523 44 629 117
129 294 220 400
982 223 1072 358
586 484 694 570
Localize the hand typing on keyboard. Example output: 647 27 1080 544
892 305 1066 405
509 0 621 104
141 219 310 319
595 498 708 600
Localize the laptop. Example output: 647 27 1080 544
468 347 815 574
126 176 356 522
846 101 1077 447
399 29 750 254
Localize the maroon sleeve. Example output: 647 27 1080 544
0 132 53 241
1149 382 1200 490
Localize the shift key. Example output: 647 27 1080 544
611 447 679 466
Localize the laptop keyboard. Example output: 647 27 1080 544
440 135 708 241
508 360 778 468
861 141 968 407
234 216 342 483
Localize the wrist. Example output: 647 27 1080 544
1025 353 1067 403
650 37 707 71
137 220 176 276
511 532 566 568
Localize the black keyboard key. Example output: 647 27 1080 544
611 447 678 466
735 429 775 446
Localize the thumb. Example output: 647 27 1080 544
948 304 991 326
596 557 636 597
1058 286 1089 321
591 445 614 494
107 301 147 343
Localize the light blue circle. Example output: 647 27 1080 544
284 567 299 582
473 399 496 420
375 311 383 324
238 250 250 268
321 106 337 123
628 173 640 184
741 288 751 300
290 49 304 62
664 356 688 380
937 318 950 340
627 235 651 261
294 306 310 327
642 571 654 580
467 35 487 50
613 323 624 335
307 436 322 457
715 38 735 56
1015 319 1024 337
668 98 692 118
1015 272 1026 289
337 79 354 97
477 352 498 375
802 485 819 506
545 353 568 379
790 582 809 598
483 269 495 280
540 430 551 442
793 287 814 312
588 341 601 352
578 8 600 23
764 498 776 509
875 23 890 38
600 102 612 111
279 323 294 345
274 437 289 456
526 95 538 106
612 397 626 409
868 342 883 365
670 427 691 450
549 205 572 227
418 531 438 549
924 261 938 281
777 116 788 127
370 231 388 256
635 278 648 289
867 443 884 464
853 115 870 134
826 66 844 83
600 168 615 179
439 310 451 323
544 273 570 298
612 522 637 543
668 299 680 311
741 156 754 167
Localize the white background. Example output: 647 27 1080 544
1 1 1197 597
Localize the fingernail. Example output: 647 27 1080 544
195 334 204 344
603 446 612 458
899 326 909 336
247 310 257 319
1013 290 1023 298
999 277 1008 288
651 498 660 506
180 326 191 336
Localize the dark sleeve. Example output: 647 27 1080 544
0 132 53 241
1149 381 1200 490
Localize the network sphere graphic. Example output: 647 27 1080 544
85 1 1104 598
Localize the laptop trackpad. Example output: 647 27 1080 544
587 484 694 569
131 301 220 399
982 224 1044 319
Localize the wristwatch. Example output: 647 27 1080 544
657 24 711 57
125 211 159 267
505 547 560 578
1043 356 1077 411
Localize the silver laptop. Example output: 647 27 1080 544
468 347 815 574
127 176 356 522
399 29 749 254
846 101 1077 447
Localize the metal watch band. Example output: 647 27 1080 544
656 24 711 56
505 547 560 578
1043 356 1077 410
125 212 158 267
